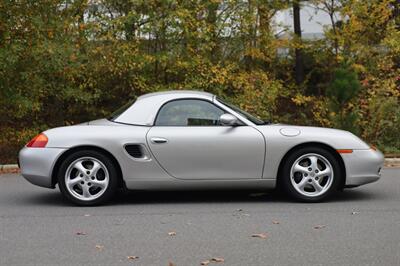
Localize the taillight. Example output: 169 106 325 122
26 133 48 148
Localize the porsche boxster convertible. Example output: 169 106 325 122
19 90 384 205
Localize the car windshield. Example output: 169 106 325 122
108 99 135 121
216 98 267 125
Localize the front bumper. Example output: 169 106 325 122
342 149 384 187
19 147 66 188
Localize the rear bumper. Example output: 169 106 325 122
19 147 66 188
342 149 384 187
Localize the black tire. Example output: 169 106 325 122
58 150 119 206
281 146 342 202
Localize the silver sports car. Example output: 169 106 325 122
19 91 384 205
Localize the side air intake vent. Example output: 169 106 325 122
125 144 143 158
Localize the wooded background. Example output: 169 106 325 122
1 0 399 163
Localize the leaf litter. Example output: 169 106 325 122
251 233 268 239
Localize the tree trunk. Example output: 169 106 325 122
293 0 304 85
206 2 219 62
393 0 400 30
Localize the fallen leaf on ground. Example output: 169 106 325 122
75 231 87 236
201 260 211 265
313 225 326 229
127 256 139 260
211 257 225 263
251 233 268 239
168 231 177 236
95 245 104 250
272 220 280 224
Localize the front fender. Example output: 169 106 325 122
257 125 370 181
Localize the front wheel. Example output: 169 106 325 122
281 147 342 202
58 150 118 206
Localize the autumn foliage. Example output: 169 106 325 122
0 0 399 163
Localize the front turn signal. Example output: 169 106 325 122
26 133 48 148
337 149 353 154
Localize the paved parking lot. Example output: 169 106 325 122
0 168 399 265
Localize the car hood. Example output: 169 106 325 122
257 124 370 150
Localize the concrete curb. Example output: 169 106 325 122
0 164 20 174
385 158 400 167
0 164 19 170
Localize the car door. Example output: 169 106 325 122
146 99 265 180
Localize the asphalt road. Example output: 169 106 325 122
0 169 399 266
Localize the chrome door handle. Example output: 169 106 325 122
151 137 168 144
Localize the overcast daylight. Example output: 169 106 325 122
1 1 399 265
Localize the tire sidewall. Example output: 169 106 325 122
282 147 342 202
58 150 118 206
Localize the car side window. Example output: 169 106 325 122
155 99 225 126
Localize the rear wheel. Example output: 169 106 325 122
281 146 342 202
58 150 118 206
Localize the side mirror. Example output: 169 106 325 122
219 113 239 126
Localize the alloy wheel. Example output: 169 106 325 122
290 153 334 197
64 157 109 201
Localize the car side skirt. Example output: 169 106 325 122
124 179 276 191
